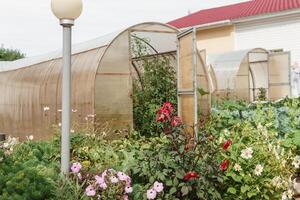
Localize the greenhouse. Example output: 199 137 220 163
207 48 291 102
0 22 178 140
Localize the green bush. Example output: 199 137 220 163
132 37 177 136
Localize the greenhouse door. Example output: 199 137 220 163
268 52 291 100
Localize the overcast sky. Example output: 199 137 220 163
0 0 248 56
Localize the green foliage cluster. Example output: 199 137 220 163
0 47 25 61
0 140 59 200
132 37 177 136
211 97 300 147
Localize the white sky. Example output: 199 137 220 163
0 0 248 56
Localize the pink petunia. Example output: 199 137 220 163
146 189 157 199
95 175 105 184
85 185 96 197
70 162 82 173
153 181 164 193
125 186 133 193
110 176 119 183
117 172 128 181
99 182 107 189
123 195 129 200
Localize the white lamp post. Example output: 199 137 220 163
51 0 83 174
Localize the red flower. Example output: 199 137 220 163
220 159 230 171
183 171 200 181
156 102 173 122
171 116 182 127
223 139 231 150
162 102 173 113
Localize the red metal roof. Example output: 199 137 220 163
168 0 300 29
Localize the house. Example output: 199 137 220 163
168 0 300 96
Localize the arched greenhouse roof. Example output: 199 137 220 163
0 22 178 72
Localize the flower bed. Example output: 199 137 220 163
0 99 299 199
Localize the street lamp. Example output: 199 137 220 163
51 0 83 174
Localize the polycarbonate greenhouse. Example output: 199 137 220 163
177 28 291 136
0 22 178 140
207 48 291 102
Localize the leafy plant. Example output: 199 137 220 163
130 102 222 200
132 36 177 136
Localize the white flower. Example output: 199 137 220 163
233 163 242 172
3 142 9 148
58 123 62 127
43 106 50 111
282 192 288 200
287 189 294 198
254 164 263 176
57 109 62 112
72 109 77 113
70 129 75 133
292 156 300 168
241 147 253 159
27 135 34 141
272 176 282 188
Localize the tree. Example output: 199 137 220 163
0 45 25 61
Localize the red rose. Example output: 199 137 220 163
223 139 231 150
183 171 200 181
171 116 182 127
220 159 230 171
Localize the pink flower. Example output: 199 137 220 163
117 172 127 181
123 195 129 200
70 162 82 173
110 176 119 183
125 186 133 193
85 185 96 196
95 175 105 184
125 176 132 185
99 182 107 189
101 170 107 178
153 181 164 193
147 189 157 199
171 116 182 127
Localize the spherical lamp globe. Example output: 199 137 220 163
51 0 83 20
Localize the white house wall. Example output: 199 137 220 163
235 14 300 64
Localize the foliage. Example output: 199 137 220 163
0 137 58 200
0 98 299 199
130 102 222 200
132 36 177 136
216 123 297 199
0 46 25 61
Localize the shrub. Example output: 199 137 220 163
132 37 177 136
130 102 222 200
216 122 297 199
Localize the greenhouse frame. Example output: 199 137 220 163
0 22 178 140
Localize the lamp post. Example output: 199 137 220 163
51 0 83 174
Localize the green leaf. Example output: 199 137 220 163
227 187 236 194
166 180 173 186
241 185 250 193
181 186 189 196
169 187 177 195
